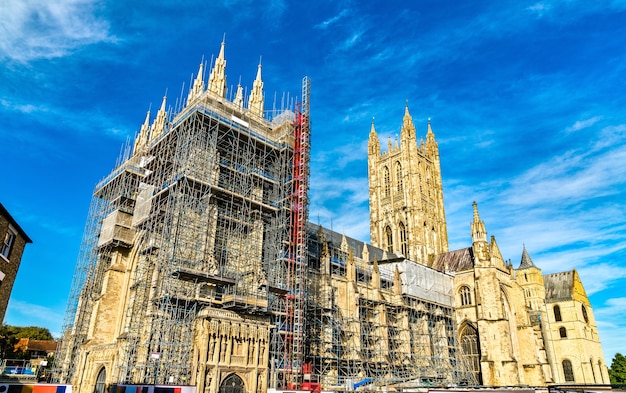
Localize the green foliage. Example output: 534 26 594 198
0 324 54 359
609 353 626 384
0 325 52 340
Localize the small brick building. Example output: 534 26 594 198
0 203 32 323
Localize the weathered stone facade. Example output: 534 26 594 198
368 107 609 386
59 41 609 393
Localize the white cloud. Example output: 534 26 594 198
0 0 114 62
4 299 64 337
315 9 350 30
565 116 603 132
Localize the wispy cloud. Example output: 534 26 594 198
315 9 350 30
5 300 65 337
0 0 115 62
565 116 603 132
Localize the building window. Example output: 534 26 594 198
383 166 390 197
563 359 575 382
590 357 597 383
94 367 106 393
1 226 16 260
582 305 589 324
398 222 407 256
559 327 567 338
460 324 482 385
554 305 562 322
460 286 472 306
385 226 393 253
395 162 403 193
599 360 604 383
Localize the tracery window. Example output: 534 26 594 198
460 324 482 385
383 166 390 197
385 226 393 253
554 305 562 322
395 162 403 193
563 359 575 382
459 286 472 306
399 222 408 256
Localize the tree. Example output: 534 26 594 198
609 352 626 384
0 324 54 359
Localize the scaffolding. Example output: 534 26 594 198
54 59 302 389
304 226 477 389
54 42 478 392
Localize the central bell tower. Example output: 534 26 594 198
367 104 448 263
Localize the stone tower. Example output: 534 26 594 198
367 104 448 263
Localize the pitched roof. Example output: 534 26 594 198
544 270 574 301
0 203 33 243
430 247 474 272
518 246 537 270
306 222 397 263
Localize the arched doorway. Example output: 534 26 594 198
94 367 106 393
459 323 482 385
219 373 245 393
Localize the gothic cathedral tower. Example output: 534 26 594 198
368 104 448 264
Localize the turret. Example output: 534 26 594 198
248 62 264 118
371 258 380 290
368 118 380 156
400 102 416 144
208 40 227 98
425 118 439 158
150 95 168 141
133 109 151 154
233 80 244 109
471 201 487 244
187 62 205 105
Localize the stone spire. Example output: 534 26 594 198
208 40 226 98
248 61 264 118
393 265 402 295
150 96 168 141
340 233 349 252
471 201 487 243
400 101 416 142
362 243 370 262
347 247 356 282
368 117 380 155
518 245 538 270
233 79 244 109
187 62 205 105
133 109 151 154
371 258 380 290
425 117 439 157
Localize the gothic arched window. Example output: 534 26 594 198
395 162 403 193
383 166 391 197
398 222 408 256
590 357 597 383
582 304 589 324
563 359 575 382
459 286 472 306
459 324 482 385
385 226 393 253
94 367 106 393
554 305 562 322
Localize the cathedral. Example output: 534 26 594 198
55 41 609 393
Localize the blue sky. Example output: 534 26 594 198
1 0 625 363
